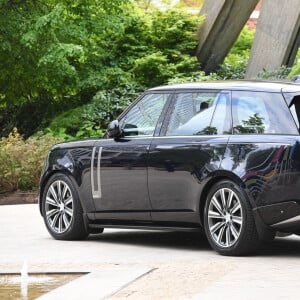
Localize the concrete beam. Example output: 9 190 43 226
196 0 259 74
246 0 300 79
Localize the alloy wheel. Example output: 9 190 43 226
207 187 243 248
45 180 74 234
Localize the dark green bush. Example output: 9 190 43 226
47 107 84 138
47 84 143 140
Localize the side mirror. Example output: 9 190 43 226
107 120 122 138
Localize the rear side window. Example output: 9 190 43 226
165 92 230 136
232 91 298 135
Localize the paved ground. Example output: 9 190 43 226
1 204 300 299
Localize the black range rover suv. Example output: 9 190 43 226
39 80 300 256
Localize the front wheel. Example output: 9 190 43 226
42 173 88 240
204 180 260 256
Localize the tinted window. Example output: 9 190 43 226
120 93 169 137
232 91 298 135
166 92 230 136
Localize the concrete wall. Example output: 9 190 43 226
196 0 259 74
246 0 300 78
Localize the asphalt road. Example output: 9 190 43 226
1 204 300 299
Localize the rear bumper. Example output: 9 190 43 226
255 201 300 232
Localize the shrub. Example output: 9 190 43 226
168 70 218 84
228 26 254 58
0 128 62 192
289 64 300 78
215 56 248 80
47 84 142 140
46 106 84 138
289 48 300 78
257 66 291 80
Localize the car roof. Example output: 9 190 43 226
148 80 300 93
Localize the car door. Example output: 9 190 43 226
92 92 171 221
148 90 231 225
224 90 300 209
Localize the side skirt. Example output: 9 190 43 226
88 223 202 232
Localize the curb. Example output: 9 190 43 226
0 191 38 205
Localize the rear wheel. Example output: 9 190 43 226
42 173 88 240
204 180 260 256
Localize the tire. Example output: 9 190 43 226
42 173 89 240
204 180 260 256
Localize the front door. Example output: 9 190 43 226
92 92 171 221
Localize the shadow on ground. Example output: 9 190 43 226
259 236 300 257
88 230 210 251
86 230 300 257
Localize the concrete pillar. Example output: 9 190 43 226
196 0 259 74
246 0 300 79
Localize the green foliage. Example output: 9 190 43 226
135 0 204 11
113 8 202 87
150 9 200 56
75 122 103 140
85 84 142 128
257 48 299 80
136 9 201 86
0 2 202 138
215 57 248 80
257 66 291 80
289 64 300 78
47 84 142 140
228 27 254 58
0 0 133 138
168 71 218 84
0 128 62 192
46 106 83 138
289 48 300 78
0 93 78 138
133 52 172 86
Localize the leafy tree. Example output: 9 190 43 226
0 0 131 136
0 0 129 107
1 2 203 137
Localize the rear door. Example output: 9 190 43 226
225 90 300 209
148 90 231 225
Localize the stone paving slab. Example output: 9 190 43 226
37 268 153 300
191 262 300 300
1 204 300 299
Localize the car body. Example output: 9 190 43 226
39 80 300 255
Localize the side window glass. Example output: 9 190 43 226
232 91 298 135
166 92 229 136
120 93 169 137
210 93 231 135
